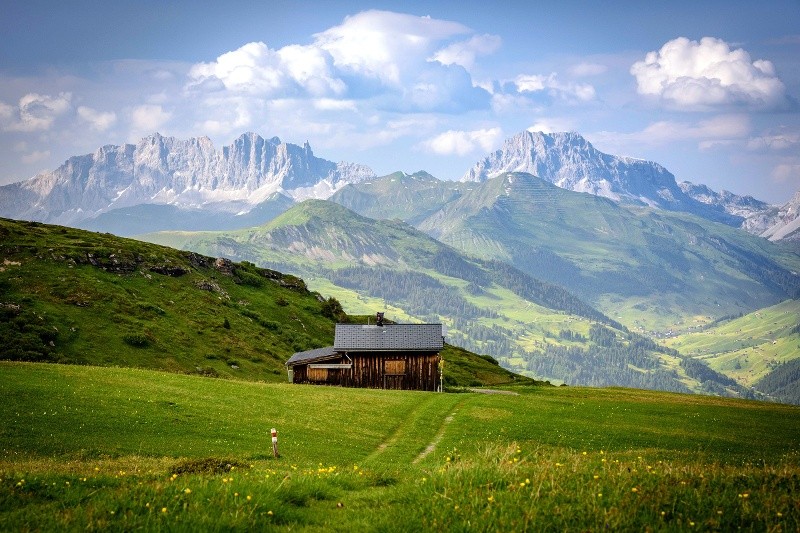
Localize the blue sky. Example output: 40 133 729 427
1 0 799 203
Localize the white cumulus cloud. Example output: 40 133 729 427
630 36 786 109
77 106 117 131
189 42 290 95
515 73 596 103
186 10 492 124
771 163 800 184
131 104 171 133
4 92 72 132
420 127 503 156
314 10 469 86
431 34 502 71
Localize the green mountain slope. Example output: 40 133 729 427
406 173 800 332
330 171 476 224
141 200 751 397
0 217 515 387
331 172 800 333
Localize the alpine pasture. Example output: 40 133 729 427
2 362 799 531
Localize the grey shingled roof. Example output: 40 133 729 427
285 346 338 366
334 324 443 351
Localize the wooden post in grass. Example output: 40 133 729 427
271 427 279 458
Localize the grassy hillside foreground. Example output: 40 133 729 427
2 362 799 531
0 217 520 388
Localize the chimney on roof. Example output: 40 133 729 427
376 312 384 327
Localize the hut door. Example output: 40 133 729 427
383 359 406 390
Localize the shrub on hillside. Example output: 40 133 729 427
122 333 150 348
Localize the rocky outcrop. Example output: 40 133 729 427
760 190 800 241
0 132 375 226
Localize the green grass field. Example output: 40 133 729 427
2 362 799 531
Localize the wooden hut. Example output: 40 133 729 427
286 322 443 391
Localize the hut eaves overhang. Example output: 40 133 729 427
285 346 338 366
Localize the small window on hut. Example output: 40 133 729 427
308 367 329 381
384 359 406 375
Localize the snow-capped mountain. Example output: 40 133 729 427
760 190 800 242
0 132 375 226
678 181 778 234
461 131 741 225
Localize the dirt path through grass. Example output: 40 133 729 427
361 393 464 467
413 398 466 464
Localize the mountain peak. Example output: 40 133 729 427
461 130 741 223
0 132 375 226
463 130 616 183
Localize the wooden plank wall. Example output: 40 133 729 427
291 352 440 391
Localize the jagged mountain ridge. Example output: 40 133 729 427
462 131 746 226
679 182 800 242
678 181 782 235
759 190 800 242
0 132 375 226
1 128 797 241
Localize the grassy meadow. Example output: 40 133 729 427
665 299 800 387
2 361 799 531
